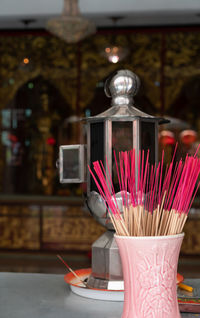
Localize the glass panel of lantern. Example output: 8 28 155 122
87 118 159 194
140 120 158 166
112 121 133 191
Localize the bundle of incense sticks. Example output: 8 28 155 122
89 148 200 236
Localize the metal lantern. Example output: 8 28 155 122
58 69 168 290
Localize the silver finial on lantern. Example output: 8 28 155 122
105 69 140 107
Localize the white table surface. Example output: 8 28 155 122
0 272 199 318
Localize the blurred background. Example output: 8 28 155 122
0 0 200 277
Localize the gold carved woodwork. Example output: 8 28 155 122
0 216 40 249
0 31 200 115
165 32 200 111
43 215 105 250
0 35 78 110
0 204 105 251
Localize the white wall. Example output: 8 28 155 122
0 0 200 16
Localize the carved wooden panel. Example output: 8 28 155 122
42 205 105 250
0 203 105 251
0 207 40 250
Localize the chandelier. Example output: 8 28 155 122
46 0 96 43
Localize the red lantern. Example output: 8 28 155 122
46 137 56 145
159 130 176 146
180 130 197 146
9 134 18 142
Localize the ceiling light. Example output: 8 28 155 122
100 17 129 63
101 46 129 64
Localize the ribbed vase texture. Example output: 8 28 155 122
115 233 184 318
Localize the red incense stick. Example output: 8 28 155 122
89 146 200 236
57 255 87 287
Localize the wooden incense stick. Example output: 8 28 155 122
89 147 200 237
57 255 87 287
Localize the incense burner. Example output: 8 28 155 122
58 69 167 289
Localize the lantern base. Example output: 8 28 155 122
64 268 124 301
90 230 123 287
86 275 124 290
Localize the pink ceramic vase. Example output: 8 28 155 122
115 233 184 318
